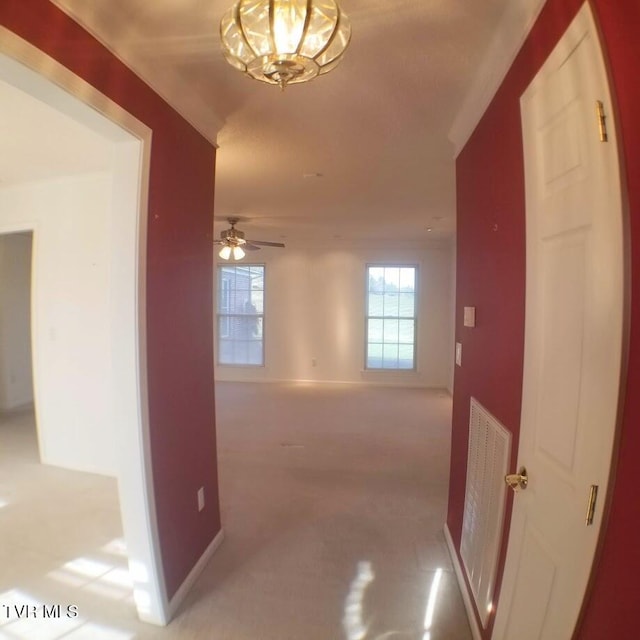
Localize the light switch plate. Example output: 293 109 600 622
455 342 462 367
463 306 476 328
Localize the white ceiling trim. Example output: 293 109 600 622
448 0 548 158
0 27 151 143
49 0 222 146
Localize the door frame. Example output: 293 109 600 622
491 3 630 637
0 29 170 625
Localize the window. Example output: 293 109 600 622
220 278 231 338
366 265 417 370
217 264 264 366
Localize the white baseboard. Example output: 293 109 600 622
167 528 225 619
444 524 482 640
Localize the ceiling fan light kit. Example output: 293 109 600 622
216 218 286 261
219 244 246 260
220 0 352 90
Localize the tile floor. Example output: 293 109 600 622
0 383 472 639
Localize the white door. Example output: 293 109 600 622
492 5 624 639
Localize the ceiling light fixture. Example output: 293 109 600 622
218 242 247 261
219 245 232 260
220 0 352 90
217 218 248 260
216 218 286 260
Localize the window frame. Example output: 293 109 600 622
216 263 266 368
219 277 231 338
364 263 419 371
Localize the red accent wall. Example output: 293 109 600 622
0 0 221 598
449 0 640 637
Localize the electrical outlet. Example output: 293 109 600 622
197 487 205 512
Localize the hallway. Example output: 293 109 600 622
0 383 470 639
204 382 470 639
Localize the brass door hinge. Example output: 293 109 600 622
596 101 608 142
586 485 599 526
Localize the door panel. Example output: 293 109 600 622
537 233 585 473
503 524 557 640
492 4 624 638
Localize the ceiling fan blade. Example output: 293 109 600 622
246 239 286 248
213 240 224 245
243 243 261 251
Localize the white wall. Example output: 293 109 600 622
0 173 116 475
0 232 34 410
214 243 454 388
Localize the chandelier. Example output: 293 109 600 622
220 0 352 90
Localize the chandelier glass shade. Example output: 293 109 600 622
220 0 352 89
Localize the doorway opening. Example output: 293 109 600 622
0 231 33 416
0 35 167 626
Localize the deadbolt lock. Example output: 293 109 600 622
505 466 528 492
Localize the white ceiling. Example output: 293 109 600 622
49 0 511 244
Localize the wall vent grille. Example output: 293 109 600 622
460 397 512 627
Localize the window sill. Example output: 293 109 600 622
361 368 419 377
216 363 265 369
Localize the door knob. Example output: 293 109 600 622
505 466 528 492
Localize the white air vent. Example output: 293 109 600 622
460 397 511 627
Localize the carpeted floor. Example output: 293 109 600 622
0 382 471 639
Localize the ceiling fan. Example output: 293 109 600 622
214 218 285 261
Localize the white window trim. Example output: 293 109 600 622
216 263 265 367
364 263 419 371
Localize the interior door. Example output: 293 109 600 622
492 5 624 639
